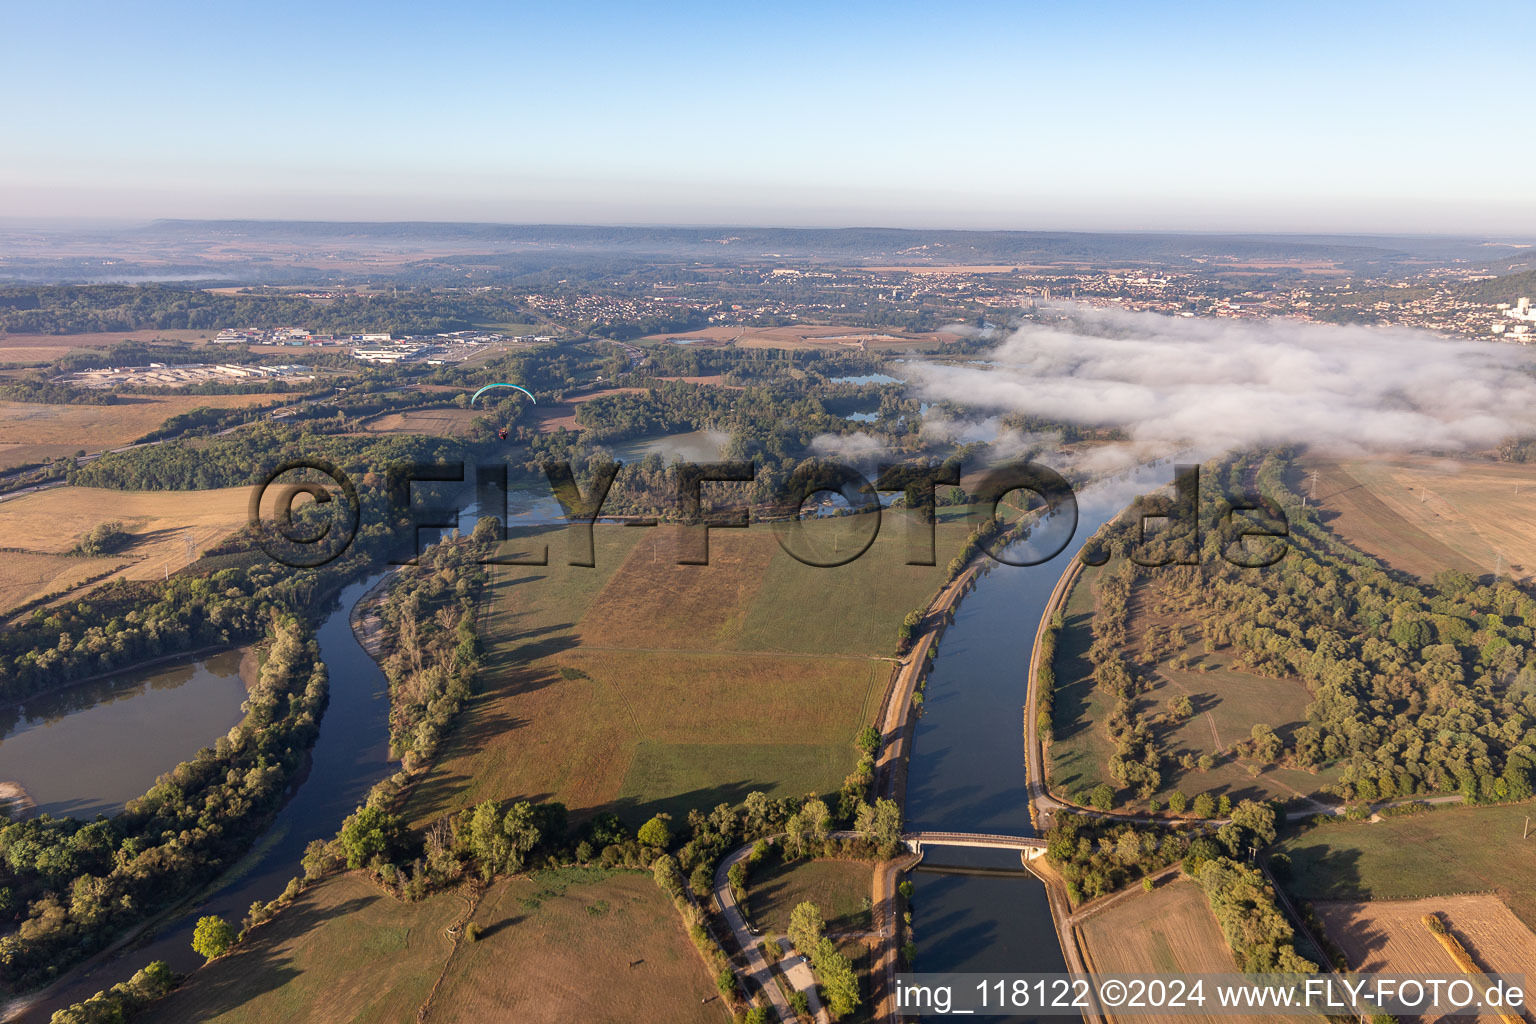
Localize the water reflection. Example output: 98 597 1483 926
0 649 249 819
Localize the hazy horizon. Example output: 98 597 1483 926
5 1 1535 235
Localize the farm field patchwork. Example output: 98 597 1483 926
1301 455 1536 582
0 328 217 365
1277 802 1536 931
638 323 961 351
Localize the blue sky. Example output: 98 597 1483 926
4 0 1533 232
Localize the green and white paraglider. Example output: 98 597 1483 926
470 382 534 440
471 382 536 405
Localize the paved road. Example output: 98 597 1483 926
715 844 796 1022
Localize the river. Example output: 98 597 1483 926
13 573 394 1022
905 465 1171 1022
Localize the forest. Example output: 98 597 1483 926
1080 450 1536 807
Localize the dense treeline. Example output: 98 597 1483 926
1086 450 1536 805
43 961 175 1024
0 615 329 987
0 285 534 337
69 420 465 491
1045 800 1281 903
378 529 487 770
1196 857 1317 972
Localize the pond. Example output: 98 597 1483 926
0 649 251 820
603 429 728 464
21 574 395 1022
830 372 902 386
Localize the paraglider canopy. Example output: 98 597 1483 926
471 382 536 405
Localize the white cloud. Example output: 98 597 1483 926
906 305 1536 457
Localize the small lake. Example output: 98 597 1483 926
831 372 902 385
23 574 395 1021
0 649 250 820
603 429 727 464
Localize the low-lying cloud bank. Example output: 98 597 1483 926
905 305 1536 458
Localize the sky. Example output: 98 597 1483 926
4 0 1534 233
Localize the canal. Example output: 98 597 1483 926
905 465 1170 1022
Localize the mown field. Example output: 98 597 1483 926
1301 455 1536 582
747 857 873 936
404 513 965 829
1075 877 1278 1024
1047 563 1333 810
0 484 252 613
154 870 723 1024
0 328 216 365
0 550 128 616
0 392 286 469
1316 893 1536 986
362 406 482 437
1278 803 1536 930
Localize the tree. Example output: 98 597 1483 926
727 861 747 899
1249 723 1282 761
1090 783 1115 811
1192 793 1216 818
468 800 512 879
814 936 861 1015
690 863 713 899
635 810 672 853
652 854 685 899
192 915 235 961
501 801 543 872
856 724 882 755
339 806 400 870
471 515 500 544
855 797 903 856
1168 790 1189 814
788 900 826 955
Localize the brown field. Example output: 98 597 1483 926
0 393 287 469
1316 895 1536 1023
641 324 960 351
1303 455 1536 581
576 527 780 649
0 550 129 615
0 328 216 364
0 485 251 610
361 405 483 437
433 871 725 1024
527 386 646 433
1076 878 1278 1024
155 869 722 1024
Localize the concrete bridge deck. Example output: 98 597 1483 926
903 831 1048 858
